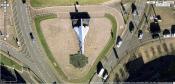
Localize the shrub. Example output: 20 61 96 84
70 53 88 68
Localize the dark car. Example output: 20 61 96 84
22 0 26 3
150 22 161 34
163 29 171 38
131 3 137 15
129 21 134 33
29 32 34 40
152 33 159 39
171 25 175 37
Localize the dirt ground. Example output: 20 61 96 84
40 17 112 79
155 7 175 29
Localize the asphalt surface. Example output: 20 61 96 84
0 0 60 83
0 0 164 83
1 0 125 83
90 0 151 82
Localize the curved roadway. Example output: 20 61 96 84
0 0 161 83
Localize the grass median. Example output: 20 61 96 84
30 0 109 7
34 13 117 83
0 53 22 71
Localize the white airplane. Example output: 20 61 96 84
74 19 89 54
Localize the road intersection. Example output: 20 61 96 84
0 0 150 83
1 0 175 83
1 0 124 83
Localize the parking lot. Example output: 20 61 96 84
155 7 175 29
0 0 18 47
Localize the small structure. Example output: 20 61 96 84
70 12 90 54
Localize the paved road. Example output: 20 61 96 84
8 0 60 83
0 1 126 83
0 0 126 83
0 0 152 83
0 40 30 64
102 0 175 82
32 3 127 83
90 0 151 82
30 4 126 83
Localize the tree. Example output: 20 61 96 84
70 53 88 68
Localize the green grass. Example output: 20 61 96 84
70 53 88 68
0 53 22 71
34 13 117 83
30 0 109 7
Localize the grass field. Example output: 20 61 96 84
30 0 109 7
34 13 117 82
0 53 22 71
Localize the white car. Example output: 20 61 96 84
116 40 122 48
103 72 108 80
138 30 143 39
97 68 108 80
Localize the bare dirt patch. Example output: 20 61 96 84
40 17 112 79
155 7 175 28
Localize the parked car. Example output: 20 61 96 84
138 30 143 39
129 21 135 33
29 32 35 42
97 68 108 80
116 41 122 48
97 62 109 80
22 0 26 3
163 29 171 38
152 33 159 39
116 36 123 48
171 25 175 37
131 3 137 16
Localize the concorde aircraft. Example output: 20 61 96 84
73 19 89 54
